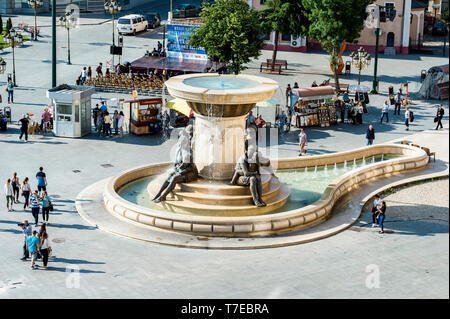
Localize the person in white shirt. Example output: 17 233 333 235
405 106 411 131
4 179 14 212
371 194 382 227
380 101 389 123
118 111 125 138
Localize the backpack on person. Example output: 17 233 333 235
96 66 101 73
409 111 414 122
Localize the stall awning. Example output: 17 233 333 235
166 98 192 117
295 86 334 101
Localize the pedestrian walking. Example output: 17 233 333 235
376 201 387 234
357 102 364 125
18 114 29 142
339 100 345 123
118 111 125 138
435 104 444 130
394 90 402 115
371 194 382 227
29 190 41 226
380 101 389 123
286 84 291 106
22 177 31 210
405 106 411 131
41 191 51 224
4 179 14 212
6 79 14 103
20 220 32 260
100 101 108 114
96 63 103 76
87 66 92 80
298 129 308 156
39 232 50 270
113 110 119 135
11 172 20 203
81 67 87 84
366 125 375 146
26 230 40 269
36 167 47 197
103 111 112 137
96 112 103 136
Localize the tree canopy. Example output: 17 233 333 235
303 0 375 88
259 0 310 67
190 0 264 74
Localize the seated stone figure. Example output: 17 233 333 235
230 140 266 207
152 125 198 203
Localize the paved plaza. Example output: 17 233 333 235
0 12 448 299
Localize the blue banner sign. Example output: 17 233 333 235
167 24 208 60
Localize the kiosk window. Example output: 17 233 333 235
57 104 72 115
75 104 80 122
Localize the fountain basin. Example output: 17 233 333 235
164 73 278 117
104 144 429 237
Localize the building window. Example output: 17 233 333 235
385 2 395 18
281 33 291 41
260 0 266 4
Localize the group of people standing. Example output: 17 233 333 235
20 220 51 270
4 167 51 226
371 194 387 234
335 93 365 125
93 102 125 138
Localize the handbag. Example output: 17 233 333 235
434 116 438 123
48 246 52 257
49 203 54 212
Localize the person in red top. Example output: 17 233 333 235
255 115 266 128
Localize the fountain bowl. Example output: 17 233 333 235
164 73 279 117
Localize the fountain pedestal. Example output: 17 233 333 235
193 114 247 180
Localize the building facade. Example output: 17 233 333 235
251 0 427 55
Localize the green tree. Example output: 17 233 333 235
441 8 449 23
259 0 309 70
303 0 375 90
0 15 3 35
190 0 264 74
5 17 12 34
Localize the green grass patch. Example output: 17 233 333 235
0 30 31 49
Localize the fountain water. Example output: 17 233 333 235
333 163 337 174
314 165 318 175
304 166 308 175
344 160 347 169
324 164 328 176
372 155 375 164
362 156 366 166
381 154 384 161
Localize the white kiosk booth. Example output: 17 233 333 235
46 84 95 138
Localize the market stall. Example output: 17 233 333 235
122 98 163 135
293 86 337 128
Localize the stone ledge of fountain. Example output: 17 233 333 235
100 144 429 237
164 73 279 109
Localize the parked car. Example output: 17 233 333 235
143 13 161 29
117 14 148 35
432 21 449 36
172 4 201 18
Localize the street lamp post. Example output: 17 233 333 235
27 0 43 41
350 47 371 85
104 0 122 68
59 11 76 65
5 29 24 87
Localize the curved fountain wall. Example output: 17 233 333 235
103 144 429 237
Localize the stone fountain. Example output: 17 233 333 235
147 73 290 215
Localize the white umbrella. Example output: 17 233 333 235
349 84 370 92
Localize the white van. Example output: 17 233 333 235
117 14 148 35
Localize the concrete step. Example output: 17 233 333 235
171 177 282 206
155 184 290 217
